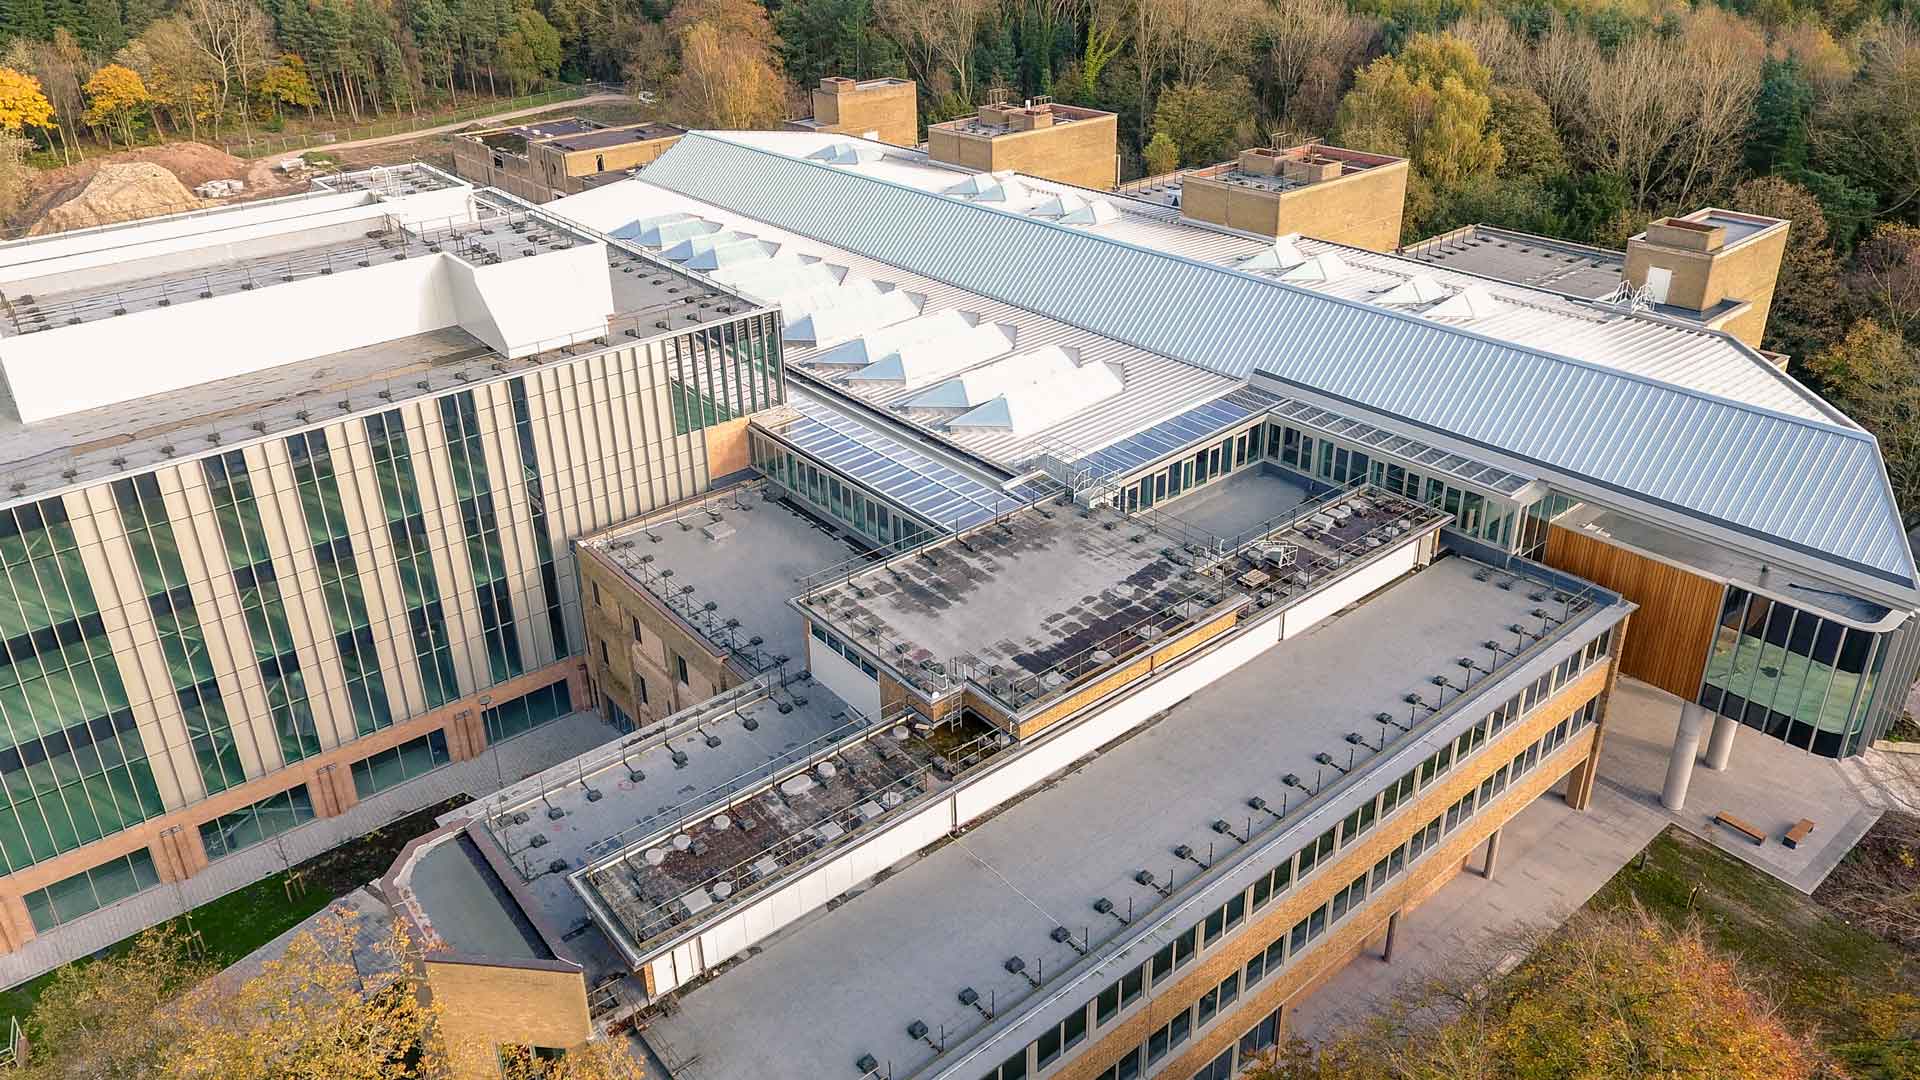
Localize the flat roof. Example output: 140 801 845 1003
409 833 552 961
647 554 1612 1077
581 480 872 672
465 677 870 981
799 484 1449 714
1398 225 1626 300
0 230 754 506
3 209 587 334
548 125 685 152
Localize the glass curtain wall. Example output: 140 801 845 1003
1700 587 1890 757
112 475 247 795
438 391 523 684
365 411 461 708
506 377 568 654
286 431 393 735
668 316 783 436
202 452 321 764
0 499 165 873
748 430 936 549
1118 425 1262 513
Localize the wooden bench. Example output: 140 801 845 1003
1783 818 1816 849
1714 811 1766 845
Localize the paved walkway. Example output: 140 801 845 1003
0 711 620 991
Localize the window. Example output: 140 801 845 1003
23 849 160 931
1120 966 1143 1008
200 786 316 861
1198 985 1219 1027
637 675 649 705
483 680 571 744
1174 925 1197 968
1063 1005 1087 1051
1244 948 1266 986
1169 1010 1191 1049
1097 982 1120 1026
1036 1026 1062 1069
351 731 451 798
632 617 643 641
1217 971 1239 1010
675 654 690 685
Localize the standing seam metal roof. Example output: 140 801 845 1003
637 133 1916 587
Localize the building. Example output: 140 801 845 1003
1160 144 1410 252
928 95 1119 190
452 119 688 203
0 164 783 958
787 76 920 147
354 126 1917 1077
1401 208 1790 354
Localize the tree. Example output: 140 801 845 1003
82 62 150 144
1816 20 1920 218
178 0 272 135
1748 56 1813 174
775 0 904 90
1151 79 1249 167
1247 904 1820 1080
667 0 789 129
498 4 560 93
1847 223 1920 343
1257 0 1372 131
1729 176 1844 363
0 131 34 222
20 925 211 1080
253 52 317 120
1805 321 1920 515
1486 86 1562 181
873 0 995 109
1335 33 1504 226
0 66 55 134
499 1040 648 1080
162 909 443 1079
1141 128 1176 176
120 15 220 140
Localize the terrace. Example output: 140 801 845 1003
644 554 1624 1079
798 482 1450 719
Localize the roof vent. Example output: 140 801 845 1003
1240 234 1306 272
1375 274 1448 305
1279 251 1350 284
1424 283 1501 320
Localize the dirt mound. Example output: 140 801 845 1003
29 162 204 235
18 142 250 231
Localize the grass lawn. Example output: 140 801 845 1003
0 794 470 1023
1593 826 1920 1077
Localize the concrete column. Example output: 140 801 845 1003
1482 828 1502 881
1662 703 1710 812
1705 710 1739 771
1382 910 1400 963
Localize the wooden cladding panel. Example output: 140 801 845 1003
1544 525 1721 698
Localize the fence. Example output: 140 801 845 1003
215 82 626 160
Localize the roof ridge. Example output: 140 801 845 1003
687 131 1867 443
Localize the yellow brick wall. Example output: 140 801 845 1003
1275 161 1409 252
579 547 735 728
426 957 593 1079
1051 659 1611 1080
809 83 919 146
930 115 1120 189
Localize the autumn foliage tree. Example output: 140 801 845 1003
0 66 54 134
666 0 790 130
1247 904 1820 1080
81 62 149 144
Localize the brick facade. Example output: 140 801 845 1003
1048 659 1612 1080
